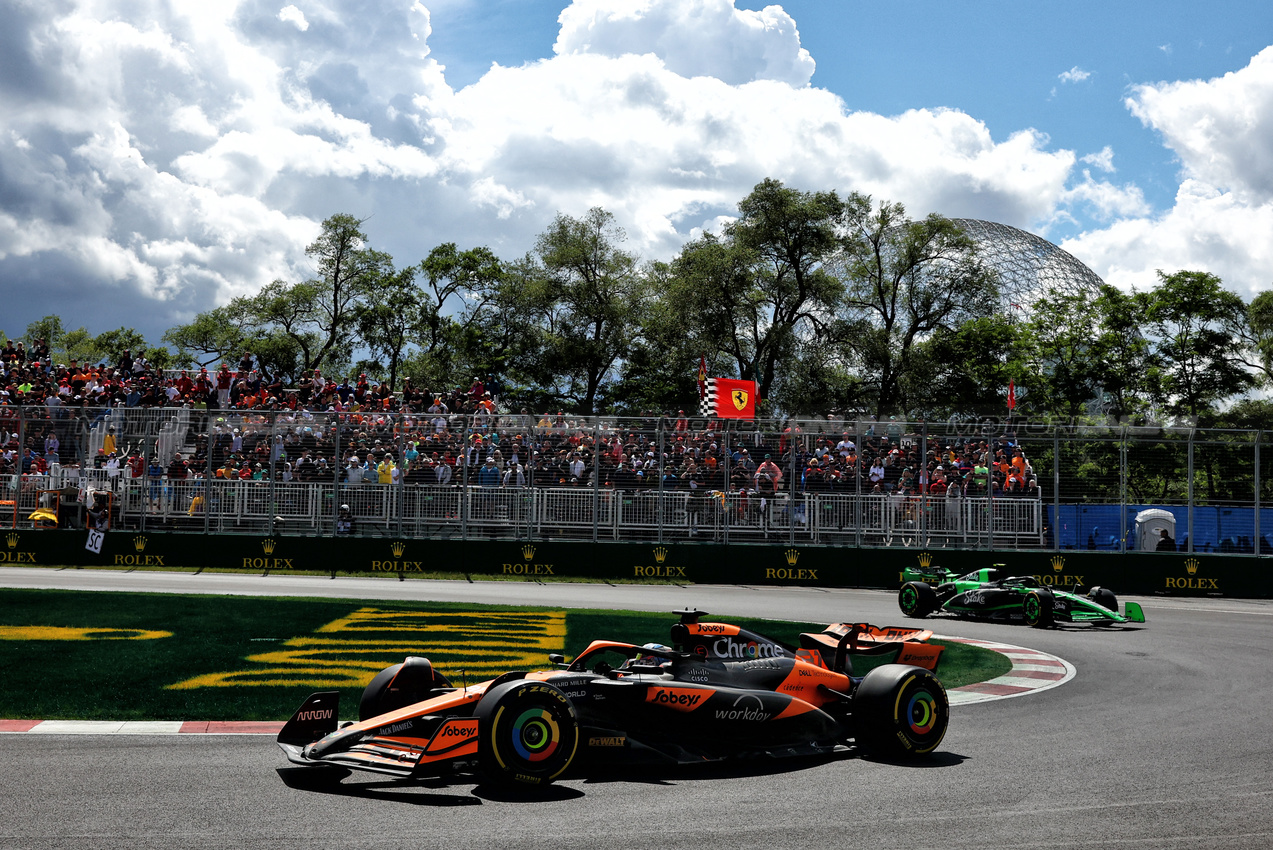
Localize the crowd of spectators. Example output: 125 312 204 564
1 342 503 416
2 341 1041 509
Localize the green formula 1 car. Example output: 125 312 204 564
899 565 1146 628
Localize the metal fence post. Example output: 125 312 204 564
1187 428 1195 553
1256 432 1262 554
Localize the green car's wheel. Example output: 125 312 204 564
1023 589 1054 628
1088 586 1118 612
475 680 579 786
899 581 938 618
853 663 949 757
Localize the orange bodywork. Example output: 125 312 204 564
775 658 852 708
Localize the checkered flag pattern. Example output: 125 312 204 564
698 378 719 417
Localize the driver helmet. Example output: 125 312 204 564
338 504 351 516
635 642 672 667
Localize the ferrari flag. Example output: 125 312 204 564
697 356 708 400
699 378 757 419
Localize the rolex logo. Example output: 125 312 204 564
784 548 800 566
521 543 535 560
1050 554 1065 572
917 552 932 568
5 532 17 550
1185 558 1199 576
391 541 406 558
133 536 147 552
261 538 277 555
653 546 668 564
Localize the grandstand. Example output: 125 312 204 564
4 405 1268 555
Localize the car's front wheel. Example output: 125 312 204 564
1023 589 1054 628
899 581 938 618
1088 586 1118 612
475 680 579 786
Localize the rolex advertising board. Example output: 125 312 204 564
0 530 1259 598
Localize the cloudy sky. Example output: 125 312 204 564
3 0 1273 346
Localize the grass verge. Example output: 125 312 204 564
0 588 1009 721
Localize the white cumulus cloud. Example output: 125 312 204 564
554 0 815 86
1059 45 1273 298
277 4 309 31
1063 180 1273 297
1127 45 1273 203
3 0 1268 345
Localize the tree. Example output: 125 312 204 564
298 214 393 373
91 327 149 368
526 208 644 414
414 242 509 389
665 179 847 411
1087 285 1156 423
24 316 67 352
1143 270 1254 421
607 261 701 414
1240 289 1273 386
162 304 256 369
162 214 389 380
832 200 998 418
352 265 420 391
911 315 1026 417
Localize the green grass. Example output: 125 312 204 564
0 589 1007 721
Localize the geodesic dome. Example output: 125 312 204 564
951 219 1106 313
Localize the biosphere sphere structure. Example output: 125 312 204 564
951 219 1106 312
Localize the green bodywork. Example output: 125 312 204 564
901 565 1146 625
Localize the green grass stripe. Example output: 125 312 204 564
0 588 1007 721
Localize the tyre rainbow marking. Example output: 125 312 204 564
906 689 939 736
511 707 560 762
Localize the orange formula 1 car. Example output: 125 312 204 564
277 610 948 788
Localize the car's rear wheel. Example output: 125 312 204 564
475 680 579 786
853 663 948 757
1023 589 1054 628
899 581 938 618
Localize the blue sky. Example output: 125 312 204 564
3 0 1273 347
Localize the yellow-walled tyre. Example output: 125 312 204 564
853 664 949 758
475 680 579 786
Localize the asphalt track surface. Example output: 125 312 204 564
1 567 1272 849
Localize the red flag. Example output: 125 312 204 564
1007 379 1016 411
701 378 757 419
697 356 707 400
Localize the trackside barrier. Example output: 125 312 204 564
4 406 1270 558
0 474 1048 545
0 529 1255 599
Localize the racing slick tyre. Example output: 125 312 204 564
1023 589 1055 628
899 581 938 618
853 664 948 758
1088 586 1118 612
475 680 579 787
358 657 451 721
